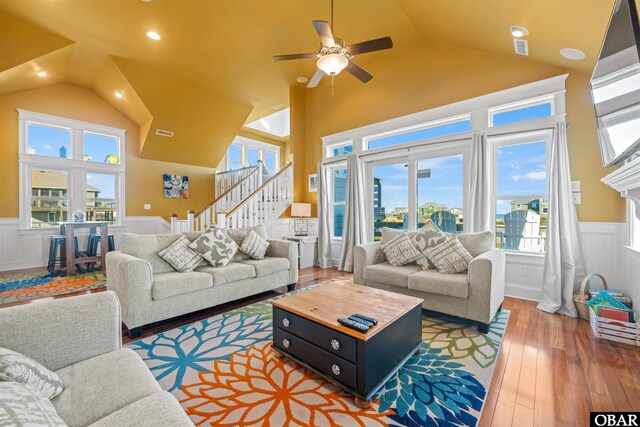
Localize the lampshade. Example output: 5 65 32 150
291 203 311 217
317 54 348 76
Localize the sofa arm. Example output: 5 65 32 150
353 242 384 285
467 249 506 324
266 239 298 284
0 291 121 371
106 251 153 330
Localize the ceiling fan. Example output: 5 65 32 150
273 0 393 89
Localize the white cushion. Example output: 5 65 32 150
412 221 449 269
239 230 269 260
195 262 257 286
0 347 63 399
157 235 203 272
88 392 192 427
152 272 213 300
424 237 473 274
189 225 237 268
381 233 422 266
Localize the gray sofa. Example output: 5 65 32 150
354 230 505 332
0 291 193 427
106 226 298 338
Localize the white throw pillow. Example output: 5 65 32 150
0 382 67 426
189 224 237 268
239 230 270 260
0 347 63 400
381 233 422 267
424 236 473 274
411 221 449 270
157 235 203 272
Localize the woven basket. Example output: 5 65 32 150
574 273 608 320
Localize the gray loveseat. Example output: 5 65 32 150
354 229 505 332
0 291 193 427
106 225 298 338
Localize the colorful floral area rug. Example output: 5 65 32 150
128 280 509 427
0 269 106 305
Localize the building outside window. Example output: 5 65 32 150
19 110 125 228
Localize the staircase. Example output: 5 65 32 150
170 162 293 233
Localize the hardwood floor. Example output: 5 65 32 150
4 266 639 425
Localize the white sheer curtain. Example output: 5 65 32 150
338 155 367 272
316 162 333 268
538 122 587 317
466 132 490 232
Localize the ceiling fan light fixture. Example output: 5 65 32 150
317 53 348 76
509 25 529 38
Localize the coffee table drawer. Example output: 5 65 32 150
274 328 357 389
274 307 357 363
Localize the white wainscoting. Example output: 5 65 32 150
622 246 640 309
0 217 170 271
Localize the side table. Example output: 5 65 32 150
284 235 318 269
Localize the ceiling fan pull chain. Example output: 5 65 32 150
331 75 335 96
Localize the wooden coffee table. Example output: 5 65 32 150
271 282 423 408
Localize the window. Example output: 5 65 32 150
492 135 549 252
368 119 471 150
331 168 347 238
327 143 353 157
490 99 553 127
371 161 409 239
416 155 464 233
225 136 280 173
19 110 125 228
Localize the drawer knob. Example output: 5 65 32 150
282 339 290 349
331 339 340 350
282 318 290 327
331 364 341 376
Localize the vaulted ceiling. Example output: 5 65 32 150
0 0 616 166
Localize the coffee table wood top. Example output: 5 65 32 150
272 282 423 341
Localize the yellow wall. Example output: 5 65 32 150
0 83 216 220
294 40 624 222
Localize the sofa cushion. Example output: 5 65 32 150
157 235 203 273
454 231 494 258
120 233 182 274
425 237 473 274
189 225 237 268
88 391 193 427
380 227 417 246
407 269 469 299
53 348 161 427
152 272 213 300
195 262 256 286
363 262 422 288
411 221 449 269
0 347 63 399
0 382 67 427
238 257 289 278
381 233 422 267
239 230 270 260
227 225 267 261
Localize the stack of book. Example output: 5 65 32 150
588 288 633 308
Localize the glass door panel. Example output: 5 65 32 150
416 155 464 233
372 162 408 240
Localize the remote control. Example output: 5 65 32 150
348 315 374 327
338 317 370 332
352 313 378 325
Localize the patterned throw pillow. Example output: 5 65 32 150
412 221 449 270
0 382 67 426
381 233 422 267
188 225 237 268
0 347 63 400
157 235 203 272
424 237 473 274
239 230 270 260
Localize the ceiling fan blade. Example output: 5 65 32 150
307 68 324 88
312 20 335 47
273 53 318 61
346 61 373 83
346 37 393 56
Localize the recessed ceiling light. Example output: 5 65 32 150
296 76 309 84
560 48 585 60
37 70 47 77
509 25 529 38
114 91 123 99
146 31 161 40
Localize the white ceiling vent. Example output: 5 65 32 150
513 38 529 56
155 129 174 137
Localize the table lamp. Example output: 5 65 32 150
291 203 311 236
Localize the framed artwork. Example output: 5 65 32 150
308 173 318 193
164 174 189 198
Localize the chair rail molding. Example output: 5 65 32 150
602 156 640 219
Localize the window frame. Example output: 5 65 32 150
325 141 354 159
225 135 280 173
18 110 126 229
488 95 554 127
489 130 552 254
328 163 347 240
